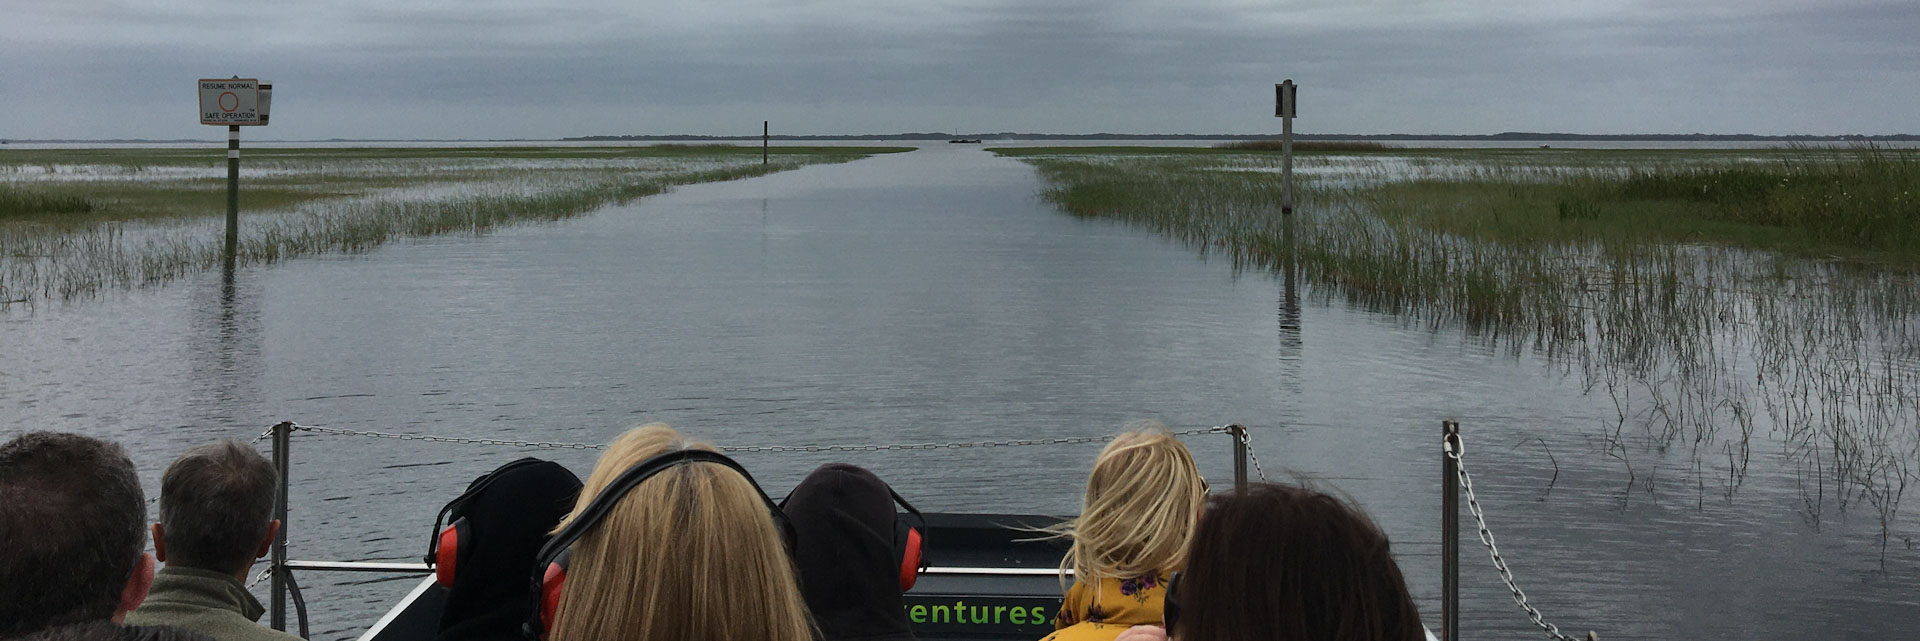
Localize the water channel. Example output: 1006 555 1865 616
2 145 1914 640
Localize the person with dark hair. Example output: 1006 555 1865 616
125 441 300 641
782 463 920 641
15 622 211 641
431 458 583 641
0 432 156 639
1117 482 1425 641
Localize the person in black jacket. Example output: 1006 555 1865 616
431 458 583 641
782 463 921 641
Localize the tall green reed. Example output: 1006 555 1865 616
1011 147 1920 547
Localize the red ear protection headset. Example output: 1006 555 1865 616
425 458 547 588
887 487 930 592
522 449 792 640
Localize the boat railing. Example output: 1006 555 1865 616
250 420 1593 641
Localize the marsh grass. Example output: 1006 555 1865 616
1353 146 1920 258
1006 146 1920 546
991 145 1407 157
1214 140 1395 152
0 145 904 301
0 186 94 217
3 183 341 226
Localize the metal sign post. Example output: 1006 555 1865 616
199 78 271 256
225 125 240 249
1274 80 1297 214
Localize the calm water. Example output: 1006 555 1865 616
2 146 1914 640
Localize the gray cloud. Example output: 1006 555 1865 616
1 0 1913 139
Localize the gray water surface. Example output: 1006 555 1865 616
3 146 1914 640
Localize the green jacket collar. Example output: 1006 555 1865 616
147 565 267 622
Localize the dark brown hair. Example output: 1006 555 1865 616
158 441 279 575
1170 482 1422 641
0 433 147 637
16 622 213 641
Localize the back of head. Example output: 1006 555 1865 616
1172 483 1423 641
548 424 812 641
1062 421 1207 582
783 463 916 641
0 433 147 638
158 441 278 576
435 459 582 641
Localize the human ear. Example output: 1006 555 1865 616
152 524 168 563
115 552 156 621
254 520 282 559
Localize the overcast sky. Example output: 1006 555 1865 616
3 0 1914 140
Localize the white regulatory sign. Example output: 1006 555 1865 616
200 78 261 125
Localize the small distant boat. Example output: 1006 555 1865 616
949 138 982 144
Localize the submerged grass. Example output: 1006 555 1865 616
0 145 907 301
1002 145 1920 546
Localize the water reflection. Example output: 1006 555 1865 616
1278 214 1302 360
1275 213 1303 400
183 241 264 431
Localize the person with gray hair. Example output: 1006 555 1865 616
125 441 302 641
0 432 157 639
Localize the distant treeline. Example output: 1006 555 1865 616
8 132 1913 145
566 132 1920 142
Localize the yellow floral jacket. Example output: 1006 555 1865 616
1039 574 1169 641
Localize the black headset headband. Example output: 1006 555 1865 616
532 449 788 566
426 457 547 565
886 486 926 530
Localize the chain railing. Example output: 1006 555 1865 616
1444 424 1597 641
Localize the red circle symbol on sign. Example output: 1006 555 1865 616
219 92 239 112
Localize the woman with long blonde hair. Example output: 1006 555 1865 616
1042 421 1210 641
540 423 813 641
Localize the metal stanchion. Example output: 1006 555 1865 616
1442 420 1461 641
270 421 292 631
1229 423 1249 496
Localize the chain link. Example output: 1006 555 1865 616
282 423 1230 454
1444 437 1592 641
1232 426 1271 482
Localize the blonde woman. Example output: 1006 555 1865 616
538 424 813 641
1042 421 1210 641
